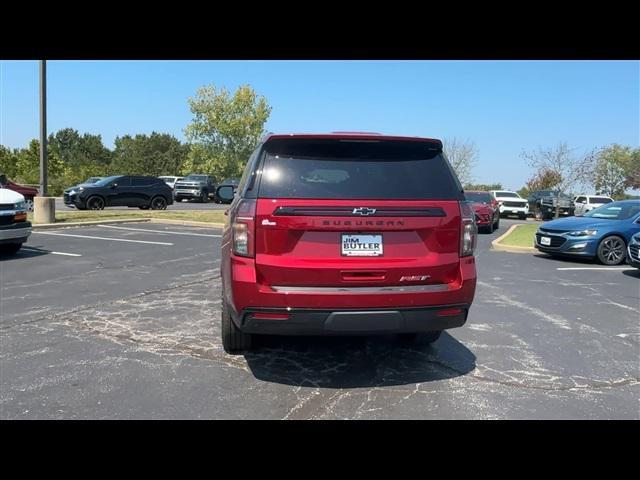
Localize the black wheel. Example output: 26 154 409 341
150 196 167 210
493 215 500 230
86 196 105 210
398 331 442 346
597 235 626 265
485 221 494 234
199 191 208 203
221 301 252 354
518 213 526 220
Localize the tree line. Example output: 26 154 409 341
1 82 637 199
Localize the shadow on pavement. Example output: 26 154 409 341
245 331 476 388
532 253 597 265
0 246 51 261
622 269 640 279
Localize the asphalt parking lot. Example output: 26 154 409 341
54 197 228 211
1 219 638 419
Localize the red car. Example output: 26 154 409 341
216 132 478 353
0 174 38 212
464 190 500 233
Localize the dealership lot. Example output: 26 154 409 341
1 220 638 419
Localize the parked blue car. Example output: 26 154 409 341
534 200 640 265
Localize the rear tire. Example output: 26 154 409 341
150 196 167 210
221 301 252 354
399 331 442 346
518 212 526 220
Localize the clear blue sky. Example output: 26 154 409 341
1 60 638 190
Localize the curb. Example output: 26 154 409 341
147 218 225 228
491 224 537 253
32 218 152 230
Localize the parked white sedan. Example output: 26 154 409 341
573 195 614 216
0 188 32 254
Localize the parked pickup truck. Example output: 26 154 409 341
528 190 575 220
173 174 216 203
0 188 32 255
0 174 38 212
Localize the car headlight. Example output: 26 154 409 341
630 235 640 245
78 186 85 192
15 201 26 211
568 229 598 237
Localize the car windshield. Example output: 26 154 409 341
465 192 492 203
495 192 519 198
184 175 208 181
584 201 640 220
85 177 102 184
93 176 122 187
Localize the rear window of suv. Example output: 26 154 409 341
257 138 462 200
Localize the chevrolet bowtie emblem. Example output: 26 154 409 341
352 207 377 216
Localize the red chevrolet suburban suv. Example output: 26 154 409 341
217 133 477 353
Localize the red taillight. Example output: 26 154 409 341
232 199 256 257
459 201 477 257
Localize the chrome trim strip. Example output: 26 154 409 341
270 284 450 294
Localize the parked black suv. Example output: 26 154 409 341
213 178 240 204
174 174 216 203
63 175 174 210
528 190 575 220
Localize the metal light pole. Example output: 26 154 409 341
39 60 47 197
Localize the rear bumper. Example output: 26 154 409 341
224 256 477 334
236 304 469 335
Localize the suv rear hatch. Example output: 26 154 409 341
247 137 468 291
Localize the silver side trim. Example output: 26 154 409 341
270 284 450 294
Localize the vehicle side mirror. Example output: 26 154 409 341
216 185 235 202
111 183 118 189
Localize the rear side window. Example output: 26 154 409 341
257 139 462 200
591 197 612 204
132 177 158 186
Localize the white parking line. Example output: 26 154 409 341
97 224 221 238
22 246 82 257
33 232 173 246
556 267 630 271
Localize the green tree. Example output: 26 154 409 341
0 145 19 178
12 139 66 194
111 132 189 176
587 144 640 198
184 84 271 180
48 128 113 187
